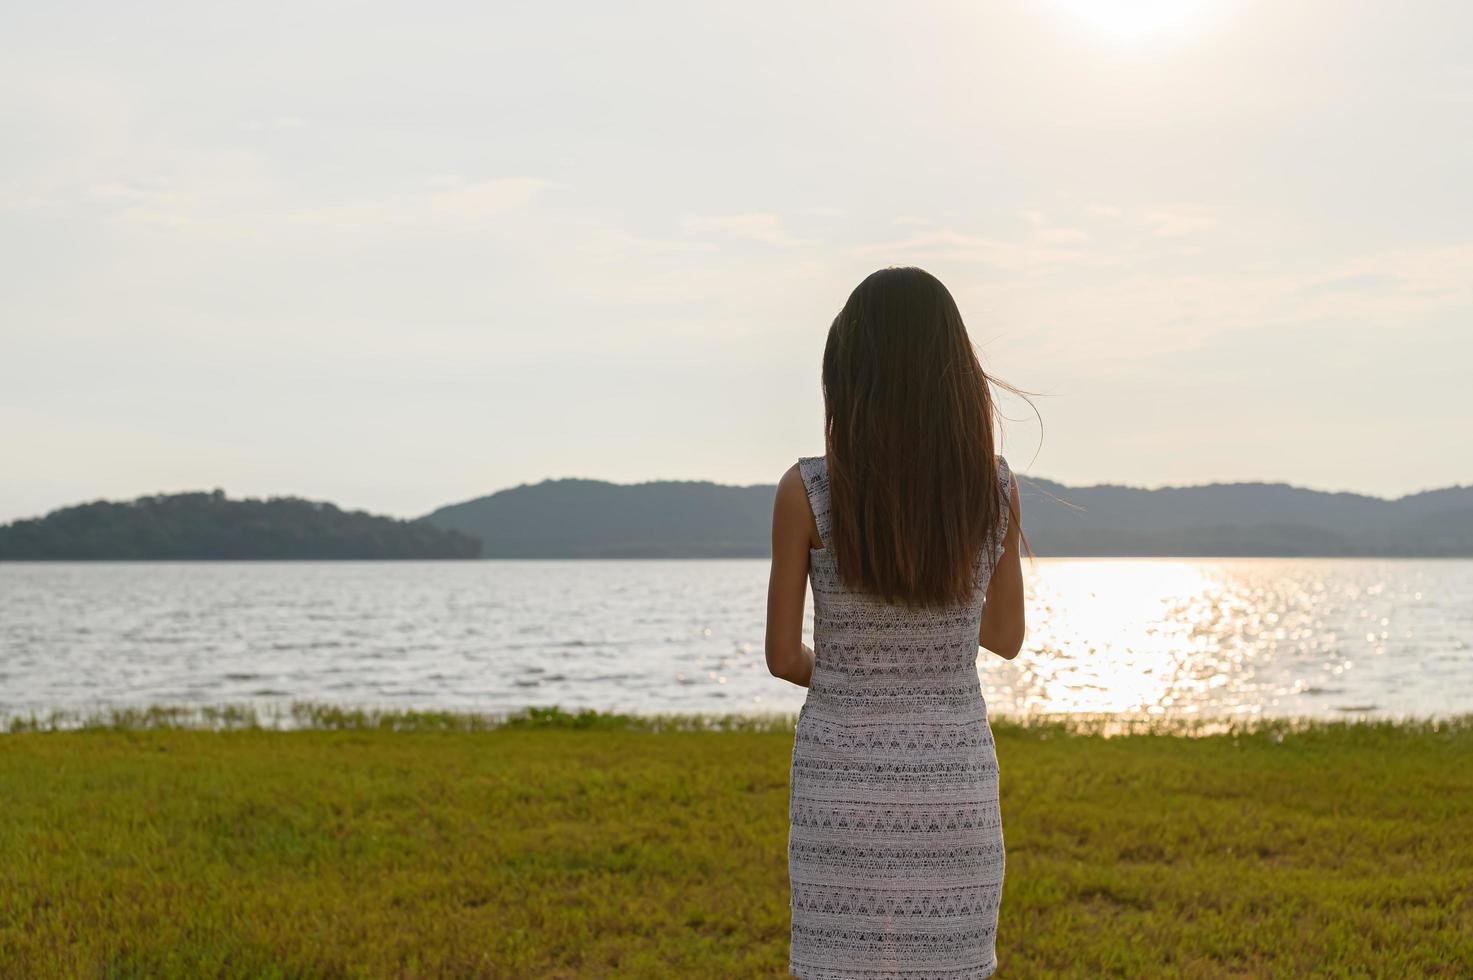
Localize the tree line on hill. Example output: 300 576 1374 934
0 491 480 560
3 473 1470 560
419 474 1473 558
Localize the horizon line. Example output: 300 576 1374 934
5 471 1467 528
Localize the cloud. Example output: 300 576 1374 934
681 212 804 246
582 230 719 258
851 227 1101 275
1430 64 1473 103
87 171 553 235
425 177 551 217
87 181 162 203
238 116 307 132
1035 226 1089 245
1288 245 1473 315
994 241 1473 372
841 202 1473 376
1142 205 1219 238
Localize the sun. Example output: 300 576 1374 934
1044 0 1231 47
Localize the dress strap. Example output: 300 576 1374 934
995 454 1012 543
796 455 833 549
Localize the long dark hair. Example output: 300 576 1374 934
822 266 1032 607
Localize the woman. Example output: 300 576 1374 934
765 266 1029 979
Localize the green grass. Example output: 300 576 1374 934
2 704 1471 978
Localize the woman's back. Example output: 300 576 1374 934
797 453 1013 719
787 452 1013 980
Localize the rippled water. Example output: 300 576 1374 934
1 559 1470 723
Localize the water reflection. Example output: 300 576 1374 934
0 558 1469 723
987 558 1469 719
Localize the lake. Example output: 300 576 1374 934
2 559 1470 725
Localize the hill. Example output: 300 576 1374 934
7 473 1469 560
0 490 481 560
422 479 772 558
421 473 1473 558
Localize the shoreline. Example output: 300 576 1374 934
6 555 1473 563
5 700 1473 737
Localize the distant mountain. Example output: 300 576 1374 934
0 491 481 560
7 473 1468 561
421 474 1473 558
422 479 773 558
1013 478 1473 557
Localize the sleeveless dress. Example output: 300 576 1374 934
788 454 1012 980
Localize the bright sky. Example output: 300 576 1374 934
3 0 1470 523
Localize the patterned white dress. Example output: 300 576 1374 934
788 454 1011 980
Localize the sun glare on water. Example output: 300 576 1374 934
1044 0 1232 46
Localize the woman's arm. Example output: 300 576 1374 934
765 464 816 687
979 472 1025 660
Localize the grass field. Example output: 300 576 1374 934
2 704 1471 978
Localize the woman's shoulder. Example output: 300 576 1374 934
775 462 806 504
